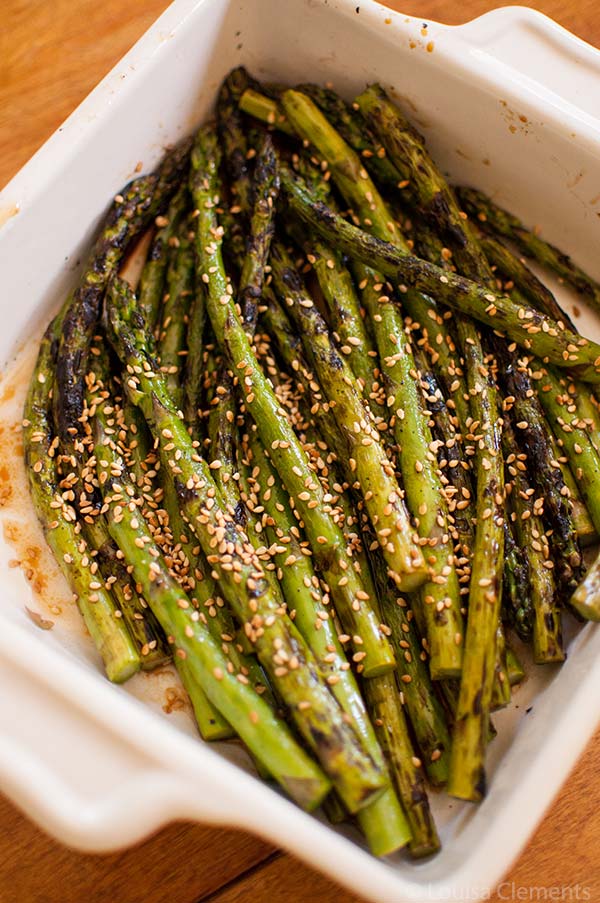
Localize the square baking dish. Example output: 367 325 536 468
1 2 600 900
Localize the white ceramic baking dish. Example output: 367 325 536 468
1 1 600 900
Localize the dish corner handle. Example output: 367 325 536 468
0 629 245 852
455 6 600 129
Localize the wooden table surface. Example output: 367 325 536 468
2 1 599 901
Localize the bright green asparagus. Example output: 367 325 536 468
94 404 330 808
282 172 600 383
105 271 388 814
191 125 397 679
269 241 427 593
278 91 463 675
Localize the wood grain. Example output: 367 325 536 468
0 794 274 903
1 2 599 902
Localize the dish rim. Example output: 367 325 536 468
1 3 600 901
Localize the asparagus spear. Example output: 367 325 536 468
296 418 441 846
238 133 280 334
217 68 254 215
569 383 600 453
356 85 488 265
139 184 189 331
296 83 402 188
362 672 440 857
206 362 318 715
347 88 508 794
162 393 273 729
534 367 600 618
107 384 236 738
123 383 273 746
506 647 526 686
266 349 447 825
207 366 244 514
280 89 402 244
412 217 455 273
303 239 382 411
207 141 301 612
128 409 270 746
205 132 278 513
54 141 190 446
445 317 505 799
504 422 564 663
284 153 383 417
161 483 242 741
446 400 504 800
183 284 205 434
547 428 598 546
261 292 351 464
457 186 600 317
239 87 295 135
239 83 403 193
357 269 463 678
191 125 396 679
561 382 600 536
403 288 471 436
357 86 517 395
480 235 575 330
412 345 475 555
483 232 600 538
498 352 584 598
281 93 507 791
241 431 365 713
401 223 472 442
82 514 167 669
535 366 600 536
59 322 171 671
270 242 427 593
484 225 599 540
243 430 412 856
24 314 140 682
501 517 532 643
278 91 463 674
368 550 452 787
217 68 267 291
68 351 169 670
157 229 195 407
94 406 330 809
282 171 600 382
105 273 387 814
